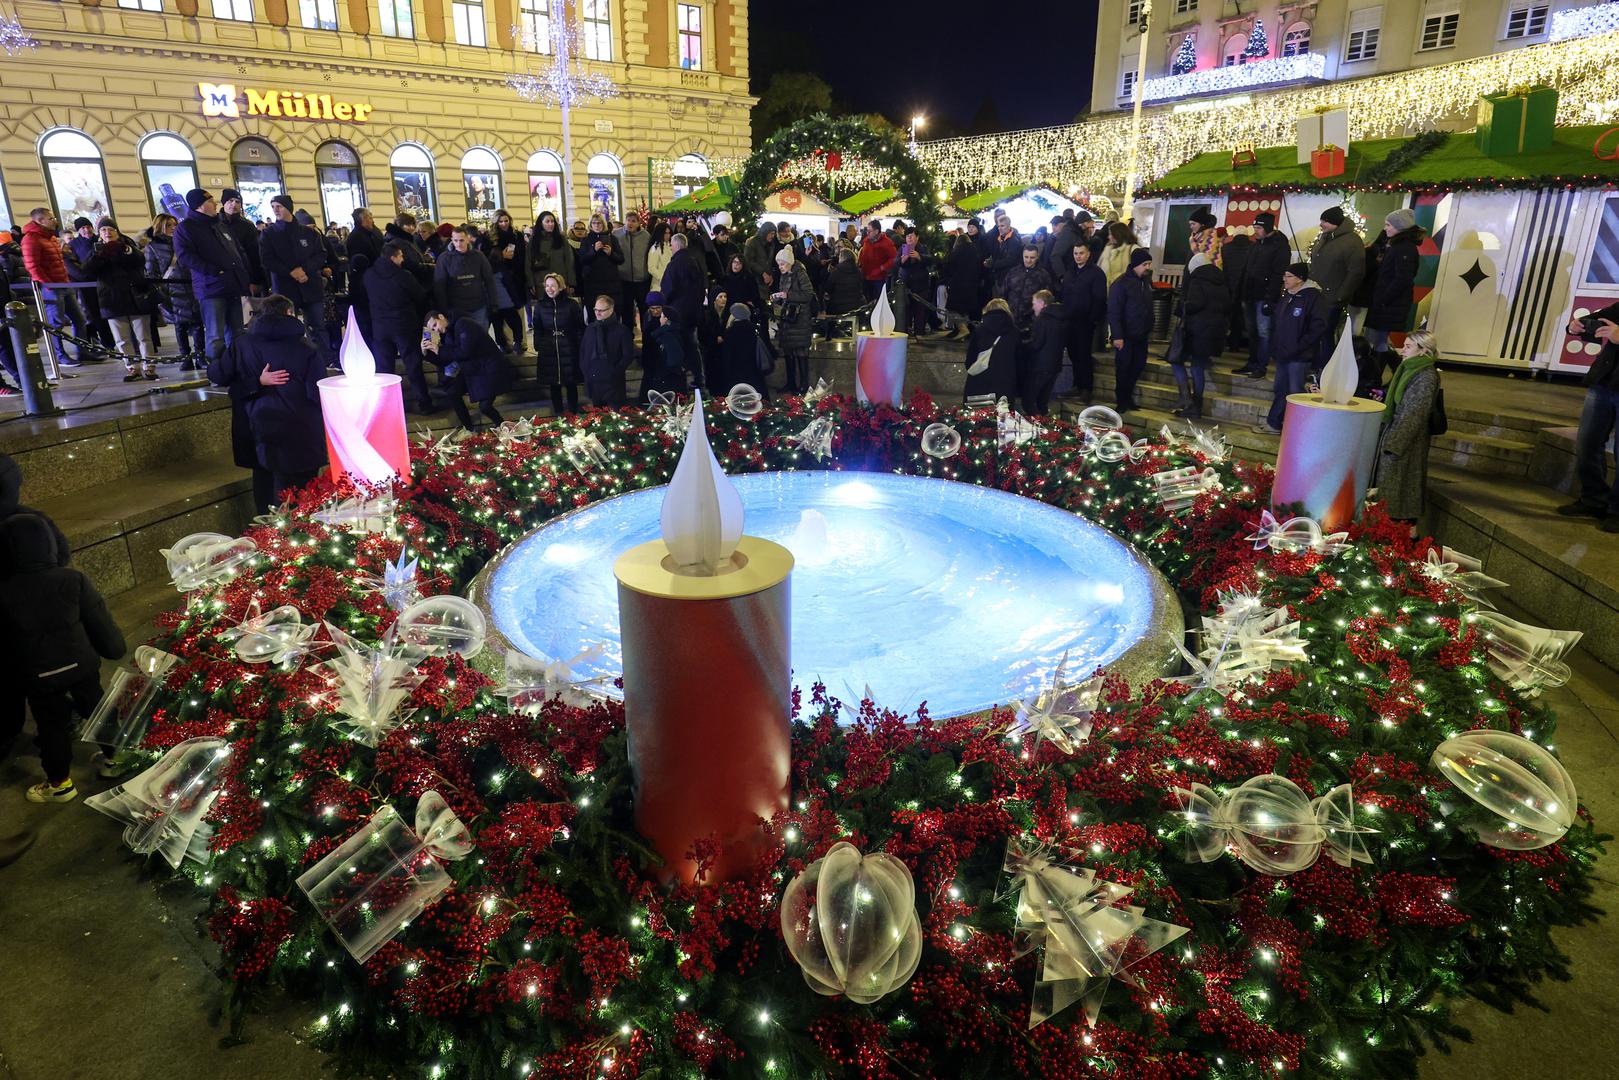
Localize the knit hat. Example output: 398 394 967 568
73 217 92 230
1189 208 1217 229
1285 261 1310 281
294 209 316 227
1319 206 1345 227
0 232 12 247
729 302 752 321
1187 252 1210 273
1253 211 1276 231
271 193 295 212
95 216 116 232
1127 247 1153 270
1385 207 1417 232
774 246 795 266
185 188 212 211
644 291 664 307
221 188 243 205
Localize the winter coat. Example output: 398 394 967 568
1221 233 1251 306
1308 226 1365 309
365 256 427 336
20 220 70 284
436 316 512 403
1100 243 1134 287
659 247 707 329
224 313 327 475
1024 302 1067 375
533 292 585 385
614 226 653 283
1001 264 1052 329
943 240 983 316
528 230 578 294
0 453 70 570
1350 234 1383 311
722 269 760 310
480 227 527 310
346 225 385 273
897 243 930 295
857 232 897 283
716 317 764 395
987 228 1023 282
1374 363 1438 519
775 263 816 354
82 236 149 318
650 320 688 377
743 227 779 291
433 247 498 319
578 316 634 404
259 221 328 307
1178 263 1230 362
1579 301 1619 390
0 512 124 693
1057 261 1107 327
1108 272 1154 341
1243 231 1292 307
699 303 728 372
1045 224 1080 281
174 209 250 300
222 211 265 289
1365 227 1425 333
576 231 625 305
647 242 675 291
145 232 200 326
823 259 865 315
1270 283 1330 366
963 307 1019 402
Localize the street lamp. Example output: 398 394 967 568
909 114 927 143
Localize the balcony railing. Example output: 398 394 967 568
1139 52 1327 103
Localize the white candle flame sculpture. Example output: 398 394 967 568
1318 325 1359 405
318 307 411 486
660 390 744 574
870 283 896 337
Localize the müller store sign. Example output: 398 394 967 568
198 82 375 123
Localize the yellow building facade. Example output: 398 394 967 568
0 0 752 231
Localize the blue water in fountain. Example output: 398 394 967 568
485 472 1158 717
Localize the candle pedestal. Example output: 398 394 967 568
1271 394 1383 532
614 536 794 884
854 332 908 408
318 373 411 487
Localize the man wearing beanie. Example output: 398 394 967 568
220 188 265 294
65 216 116 357
1255 262 1328 435
1360 207 1425 390
1107 247 1156 413
259 193 331 362
1308 205 1364 370
1236 211 1293 379
174 188 251 371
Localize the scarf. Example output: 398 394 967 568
1384 353 1438 423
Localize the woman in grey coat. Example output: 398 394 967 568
771 247 815 394
1373 329 1440 525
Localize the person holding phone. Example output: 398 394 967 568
577 214 624 324
420 309 511 430
1558 304 1619 531
480 209 528 354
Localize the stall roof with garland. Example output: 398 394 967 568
837 188 900 215
955 183 1060 212
1139 125 1619 197
655 179 733 214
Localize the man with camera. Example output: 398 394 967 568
1558 306 1619 532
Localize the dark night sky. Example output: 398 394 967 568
750 1 1100 135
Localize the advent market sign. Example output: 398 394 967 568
198 82 375 123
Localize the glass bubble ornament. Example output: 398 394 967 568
1076 405 1123 435
159 532 258 592
393 595 487 659
920 422 962 459
1176 774 1328 875
726 383 764 420
1431 730 1576 850
780 841 922 1004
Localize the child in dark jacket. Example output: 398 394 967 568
422 310 511 429
1108 248 1155 413
0 512 127 803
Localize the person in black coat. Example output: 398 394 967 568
533 273 585 414
822 250 864 317
174 188 251 370
83 218 158 380
1257 264 1330 434
1108 248 1155 413
660 236 707 387
697 289 729 391
259 195 332 364
1362 208 1425 391
578 295 636 406
715 303 767 399
963 298 1019 403
1219 231 1251 351
576 214 624 323
216 297 328 505
1172 253 1230 420
1021 292 1066 416
722 253 760 311
346 208 386 273
1057 242 1107 402
422 310 511 429
1236 213 1292 379
897 228 932 337
942 234 983 334
220 189 266 292
367 243 433 410
386 214 434 287
481 209 528 354
0 512 126 804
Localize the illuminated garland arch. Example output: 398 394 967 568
732 114 942 235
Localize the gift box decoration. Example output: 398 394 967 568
1476 85 1558 156
1310 145 1345 179
79 645 180 753
84 737 231 869
1295 106 1349 165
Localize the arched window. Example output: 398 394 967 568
527 149 565 223
315 139 366 227
231 137 284 224
1222 34 1245 66
460 146 503 224
1282 21 1311 56
138 133 199 219
671 153 708 199
391 144 437 219
0 164 12 231
586 152 621 222
39 128 113 225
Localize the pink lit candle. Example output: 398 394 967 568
855 284 907 408
318 309 411 486
1271 327 1383 532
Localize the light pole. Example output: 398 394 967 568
507 9 618 224
908 113 926 152
1121 1 1153 223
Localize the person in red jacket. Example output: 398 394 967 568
20 207 91 366
856 220 896 302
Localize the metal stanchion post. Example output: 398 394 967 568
27 281 64 382
5 301 63 417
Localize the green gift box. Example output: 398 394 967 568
1476 85 1558 156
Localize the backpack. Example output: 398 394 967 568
1428 381 1447 436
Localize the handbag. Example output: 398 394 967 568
754 336 776 375
967 336 1000 377
1427 383 1448 436
492 274 515 312
1164 321 1186 365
